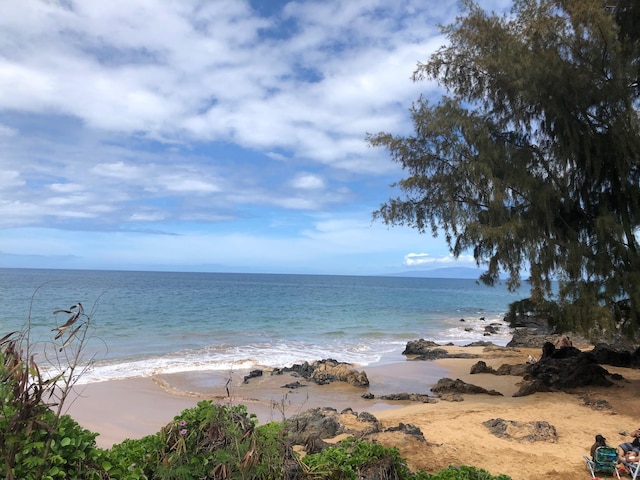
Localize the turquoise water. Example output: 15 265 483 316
0 269 524 383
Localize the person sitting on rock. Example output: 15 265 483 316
591 434 608 459
554 334 573 348
617 427 640 462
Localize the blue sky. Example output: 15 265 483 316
0 0 510 276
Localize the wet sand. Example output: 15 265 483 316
66 358 449 446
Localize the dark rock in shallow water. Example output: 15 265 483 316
402 341 480 361
409 348 449 360
272 359 369 386
484 324 500 334
414 350 479 360
402 339 442 355
311 360 369 386
273 360 315 378
243 369 263 383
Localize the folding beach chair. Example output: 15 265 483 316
584 446 620 479
627 460 639 480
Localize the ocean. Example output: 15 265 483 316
0 268 524 384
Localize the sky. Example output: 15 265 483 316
0 0 511 276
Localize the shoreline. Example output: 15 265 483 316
65 344 640 479
66 356 453 446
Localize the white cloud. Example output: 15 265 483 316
0 0 446 171
91 162 144 180
158 175 221 194
129 211 167 222
290 173 325 190
0 123 18 137
0 171 24 189
404 252 476 267
48 183 85 193
0 1 513 273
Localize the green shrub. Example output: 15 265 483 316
302 439 512 480
0 406 108 480
302 437 412 479
104 435 161 479
105 401 290 480
0 343 108 480
417 465 512 480
504 297 560 328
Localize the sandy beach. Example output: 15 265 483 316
66 345 640 479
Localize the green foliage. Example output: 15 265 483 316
416 465 512 480
0 314 108 480
36 414 107 480
505 297 560 328
368 0 640 340
105 401 289 480
0 332 56 479
105 435 161 479
0 400 108 480
301 439 512 479
302 437 412 479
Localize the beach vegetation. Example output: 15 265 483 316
504 297 561 326
301 437 412 478
101 401 514 479
300 438 511 479
368 0 640 340
103 401 291 480
0 300 108 480
415 465 512 480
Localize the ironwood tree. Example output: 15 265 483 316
369 0 640 339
